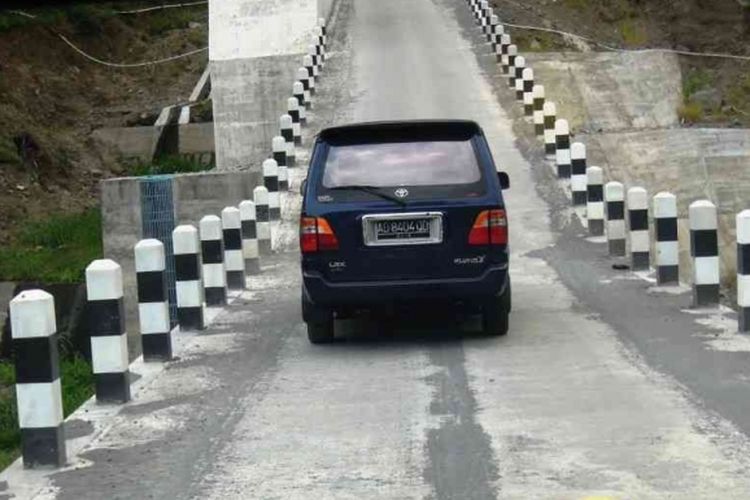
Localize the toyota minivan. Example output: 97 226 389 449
300 120 511 343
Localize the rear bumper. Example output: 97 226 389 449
303 264 509 307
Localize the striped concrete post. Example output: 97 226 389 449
199 215 227 306
10 290 66 467
304 52 318 80
521 69 534 114
280 115 296 167
532 85 545 134
489 15 501 46
737 210 750 332
297 67 313 100
287 97 302 139
254 186 272 255
605 182 626 257
510 55 524 89
263 159 281 221
543 102 556 155
135 239 172 361
313 26 326 63
502 44 517 76
293 81 309 110
689 200 720 307
279 166 289 192
495 33 510 63
654 192 679 285
554 119 571 178
272 136 288 169
239 200 261 275
627 187 650 271
586 166 605 236
221 207 246 290
318 17 327 44
570 142 587 205
86 259 131 403
173 225 204 330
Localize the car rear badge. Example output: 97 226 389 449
395 188 409 198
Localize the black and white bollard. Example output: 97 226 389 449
221 207 246 290
293 81 309 111
495 33 510 63
263 159 281 221
502 44 517 76
173 225 204 330
314 26 326 63
689 200 720 307
543 102 557 154
272 135 288 169
10 289 66 468
287 97 302 141
489 15 501 46
135 239 172 361
239 200 261 275
280 114 296 168
279 166 289 192
86 259 131 404
532 85 545 133
510 55 524 90
654 192 679 285
318 17 327 48
522 69 535 114
304 52 318 80
570 142 587 205
737 210 750 332
298 67 314 99
200 215 227 306
605 181 626 257
254 186 272 255
555 119 571 178
586 166 605 236
627 187 650 271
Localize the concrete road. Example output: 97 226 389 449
40 0 750 498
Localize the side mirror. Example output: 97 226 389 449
300 178 308 196
498 172 510 190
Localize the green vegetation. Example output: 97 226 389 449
0 137 19 165
0 209 102 283
678 102 704 124
0 356 94 470
683 68 713 99
129 154 212 176
619 18 647 47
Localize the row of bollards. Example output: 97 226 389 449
8 15 331 471
467 1 746 325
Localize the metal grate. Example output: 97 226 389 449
140 175 178 327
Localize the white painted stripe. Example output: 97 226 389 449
85 259 123 301
253 186 269 205
91 334 129 374
257 222 272 240
533 110 544 125
176 280 203 308
694 256 720 285
570 142 586 161
738 210 750 244
738 275 750 307
587 202 604 220
225 250 245 272
605 182 624 201
607 220 626 240
292 122 301 137
654 192 677 218
16 379 63 428
9 290 56 339
203 263 227 288
173 225 200 254
523 93 533 106
627 187 648 210
515 79 523 92
135 239 165 272
221 207 242 229
269 192 280 209
242 239 259 259
554 118 569 135
656 241 679 266
571 174 587 192
689 200 717 230
138 302 170 334
500 55 508 66
200 215 223 241
555 149 571 166
630 231 650 253
544 129 555 144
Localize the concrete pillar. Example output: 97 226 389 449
10 290 66 468
263 159 281 221
738 210 750 332
554 119 571 178
199 216 227 307
543 102 556 155
627 187 650 271
654 192 679 285
254 186 272 255
570 142 587 206
689 200 720 307
586 166 604 236
239 200 261 275
221 207 246 290
605 182 626 257
134 239 172 361
532 85 545 134
173 225 205 331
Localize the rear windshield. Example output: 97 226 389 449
322 140 481 188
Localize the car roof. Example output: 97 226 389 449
318 120 483 145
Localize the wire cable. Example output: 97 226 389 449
114 2 208 15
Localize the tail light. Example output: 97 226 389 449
468 209 508 245
300 216 340 253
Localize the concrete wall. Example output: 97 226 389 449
209 0 336 172
100 169 261 357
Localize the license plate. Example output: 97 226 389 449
362 212 443 246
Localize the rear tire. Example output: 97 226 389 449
307 319 335 344
302 289 335 344
482 287 510 337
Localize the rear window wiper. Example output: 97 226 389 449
327 185 408 206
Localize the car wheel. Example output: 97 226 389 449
482 290 510 337
307 319 335 344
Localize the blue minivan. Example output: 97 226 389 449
300 120 511 343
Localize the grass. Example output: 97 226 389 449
678 102 704 123
0 356 94 471
0 137 19 165
129 154 212 176
0 209 102 283
619 18 648 47
683 68 714 99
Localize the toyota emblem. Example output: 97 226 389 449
394 188 409 198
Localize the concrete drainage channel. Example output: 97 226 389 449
471 0 750 328
0 17 330 493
